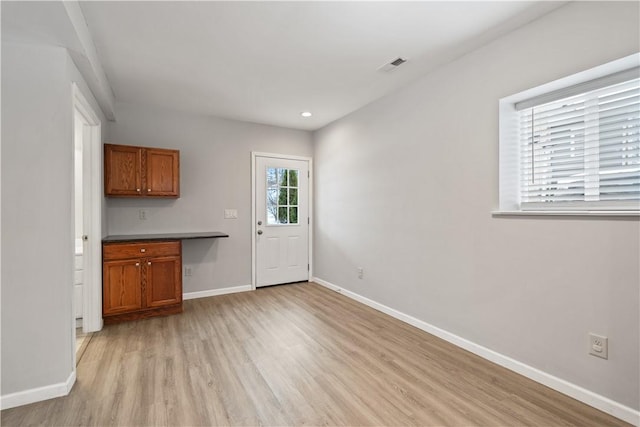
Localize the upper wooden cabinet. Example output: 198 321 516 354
104 144 141 196
105 143 180 198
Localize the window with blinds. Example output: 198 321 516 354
516 73 639 210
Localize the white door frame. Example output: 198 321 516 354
251 152 313 290
72 83 103 346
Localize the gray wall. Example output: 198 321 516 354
106 103 313 292
313 1 640 410
1 42 106 396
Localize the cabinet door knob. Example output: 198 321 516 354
135 262 140 267
147 188 151 192
136 188 141 192
140 248 146 253
147 261 151 265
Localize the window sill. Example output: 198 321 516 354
492 210 640 218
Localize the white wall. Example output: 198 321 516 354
313 1 639 411
106 103 313 293
1 41 106 398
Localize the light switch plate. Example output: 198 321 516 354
224 209 238 219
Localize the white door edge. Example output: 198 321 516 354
251 152 313 290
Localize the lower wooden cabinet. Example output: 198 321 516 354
103 259 143 315
103 240 182 324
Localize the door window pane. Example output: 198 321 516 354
278 168 288 186
289 207 298 224
278 207 288 224
267 168 279 188
278 187 288 207
289 170 298 186
267 188 278 224
266 167 299 225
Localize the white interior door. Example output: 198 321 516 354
72 83 102 335
73 110 86 324
255 155 310 287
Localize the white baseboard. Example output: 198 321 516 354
183 284 252 301
0 370 76 411
312 277 640 426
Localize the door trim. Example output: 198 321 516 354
72 83 103 342
251 152 313 290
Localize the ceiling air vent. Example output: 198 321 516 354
378 57 408 73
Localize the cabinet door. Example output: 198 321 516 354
103 259 143 315
145 148 179 197
105 144 142 196
145 255 182 308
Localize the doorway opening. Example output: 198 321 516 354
72 83 102 370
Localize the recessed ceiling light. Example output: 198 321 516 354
301 111 312 118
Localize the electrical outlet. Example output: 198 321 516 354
184 266 192 277
357 267 364 279
589 333 608 359
139 209 147 220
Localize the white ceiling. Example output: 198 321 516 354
5 1 566 130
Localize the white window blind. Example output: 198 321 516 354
518 76 640 210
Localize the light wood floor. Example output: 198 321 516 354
75 328 93 366
1 283 630 426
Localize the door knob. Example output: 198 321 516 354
82 235 88 241
257 221 262 225
257 230 263 235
